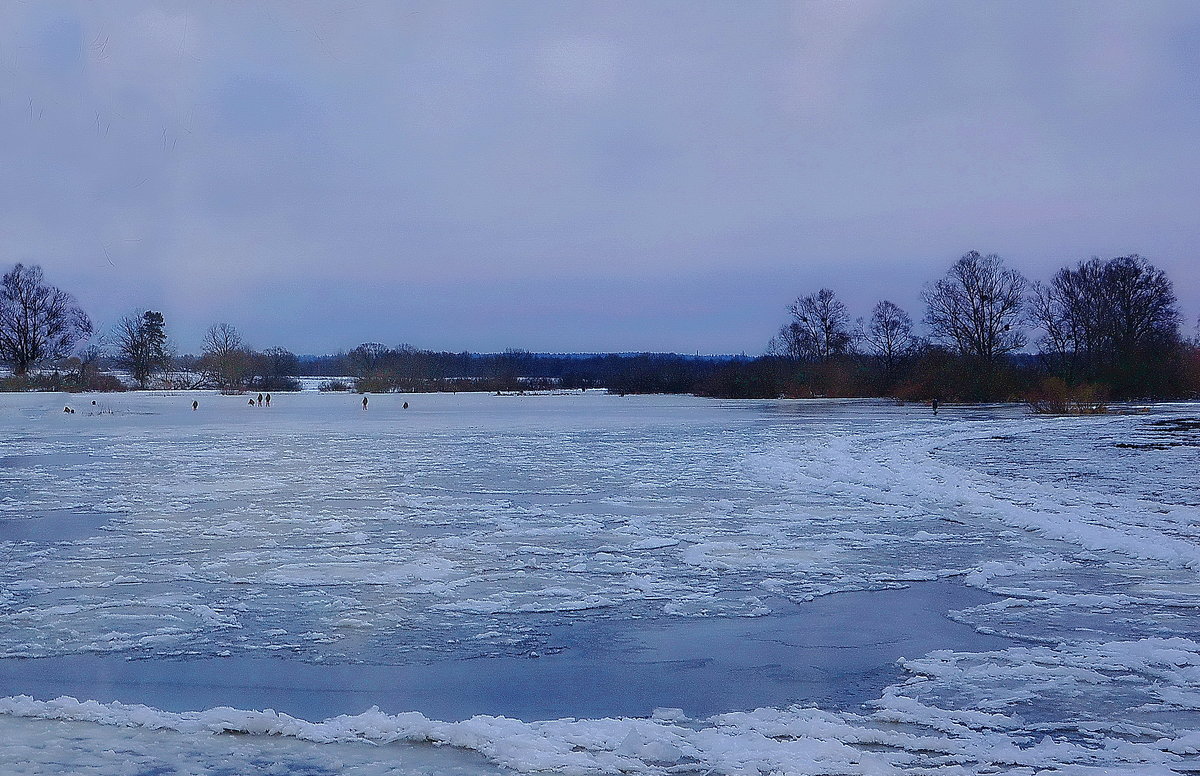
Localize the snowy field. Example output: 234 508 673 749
2 391 1200 774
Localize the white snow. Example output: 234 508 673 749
1 391 1199 774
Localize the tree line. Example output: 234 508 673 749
744 251 1197 402
0 254 1197 401
0 262 719 395
0 264 301 393
315 345 726 394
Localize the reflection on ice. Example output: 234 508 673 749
0 582 1009 722
0 509 114 543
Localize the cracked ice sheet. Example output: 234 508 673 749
1 392 1200 774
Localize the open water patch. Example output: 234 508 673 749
0 453 95 469
0 581 1011 723
0 509 116 543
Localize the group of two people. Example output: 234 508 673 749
361 396 409 410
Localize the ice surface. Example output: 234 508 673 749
0 581 1008 722
1 391 1199 774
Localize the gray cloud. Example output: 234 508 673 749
1 0 1198 353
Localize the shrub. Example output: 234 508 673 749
354 376 394 393
318 379 351 392
84 373 127 392
0 371 126 393
1026 377 1108 415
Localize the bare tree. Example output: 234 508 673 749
348 343 390 377
76 343 104 380
169 354 209 390
0 264 93 375
259 347 299 377
771 288 854 361
923 251 1026 363
1102 255 1180 351
113 310 171 388
862 300 920 381
200 323 252 391
1031 255 1181 391
249 346 301 392
1031 258 1106 379
60 342 106 389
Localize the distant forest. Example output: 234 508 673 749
1 251 1198 405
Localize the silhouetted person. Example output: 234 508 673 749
192 400 198 411
257 393 263 406
249 399 255 406
265 394 271 407
932 398 939 415
362 395 368 410
63 406 73 414
403 401 409 409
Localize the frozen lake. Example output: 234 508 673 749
1 391 1200 774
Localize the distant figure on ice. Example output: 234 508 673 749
257 393 263 407
403 401 409 409
192 400 198 411
265 394 271 407
932 398 939 415
249 399 255 406
362 395 368 410
63 406 74 414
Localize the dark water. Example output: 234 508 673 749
0 581 1012 722
0 509 115 542
0 453 96 469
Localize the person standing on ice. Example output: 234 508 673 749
265 394 271 407
932 398 939 415
257 393 263 406
192 400 198 411
362 395 368 410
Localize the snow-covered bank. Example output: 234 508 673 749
5 631 1200 776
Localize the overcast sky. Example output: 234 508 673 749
2 1 1198 354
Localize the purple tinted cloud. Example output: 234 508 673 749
0 1 1197 353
